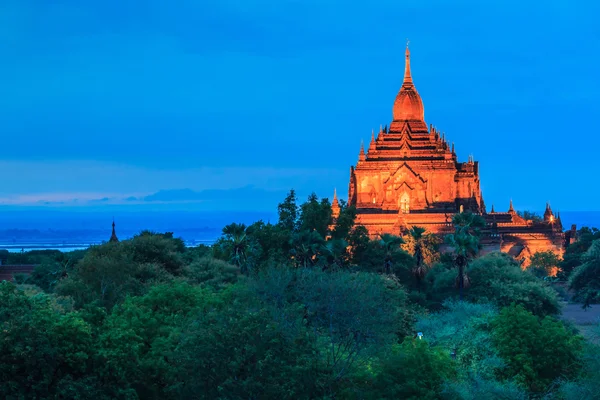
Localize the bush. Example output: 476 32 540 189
0 281 117 399
569 240 600 306
466 252 561 317
416 301 502 380
491 304 583 393
558 344 600 400
441 375 527 400
56 242 172 309
368 339 456 400
184 256 240 290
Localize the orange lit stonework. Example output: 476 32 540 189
336 45 569 265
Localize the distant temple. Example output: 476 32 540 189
109 220 119 243
332 44 568 264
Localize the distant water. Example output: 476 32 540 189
3 246 92 253
0 209 276 252
1 242 216 253
0 209 596 253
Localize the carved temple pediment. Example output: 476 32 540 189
379 162 430 210
393 181 414 191
384 163 427 185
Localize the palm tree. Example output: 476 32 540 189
446 212 486 299
220 223 254 275
290 230 325 268
408 226 428 291
321 238 348 270
379 233 404 274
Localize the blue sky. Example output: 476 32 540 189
1 0 599 212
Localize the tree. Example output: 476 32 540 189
56 242 169 309
568 239 600 307
347 225 371 266
466 252 561 317
277 189 298 232
442 375 527 400
129 231 186 274
298 192 332 238
246 220 291 269
367 339 456 400
416 301 502 381
169 284 328 399
403 226 439 290
529 250 561 278
216 223 261 275
380 233 405 274
491 304 583 393
517 210 543 223
331 200 356 240
99 282 214 399
560 227 600 280
558 343 600 400
289 229 325 268
26 258 74 292
0 281 124 399
291 269 413 387
320 238 349 270
184 256 241 290
446 212 486 299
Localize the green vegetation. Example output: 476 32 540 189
491 304 583 393
1 191 599 399
568 239 600 307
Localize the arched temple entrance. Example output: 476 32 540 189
399 192 410 214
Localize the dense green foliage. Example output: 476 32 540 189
560 227 600 279
466 252 561 317
558 342 600 400
367 339 456 399
427 252 560 317
569 239 600 307
445 212 486 299
1 191 599 398
529 250 561 278
491 304 583 393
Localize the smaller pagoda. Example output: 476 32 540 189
109 220 119 243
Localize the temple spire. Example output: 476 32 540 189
544 201 554 222
403 39 413 86
508 199 515 213
109 218 119 243
491 204 495 213
359 140 366 161
368 129 377 153
331 189 340 218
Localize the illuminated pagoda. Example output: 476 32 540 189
336 43 567 264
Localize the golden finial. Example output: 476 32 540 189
403 39 412 84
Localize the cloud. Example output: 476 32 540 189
142 185 287 206
143 188 204 202
0 185 300 212
0 160 344 196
